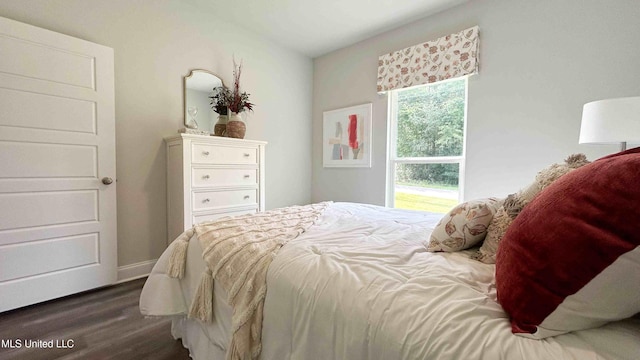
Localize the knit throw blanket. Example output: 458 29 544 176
166 202 329 360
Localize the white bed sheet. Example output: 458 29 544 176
141 202 640 360
141 226 233 355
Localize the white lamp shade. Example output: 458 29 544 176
579 96 640 145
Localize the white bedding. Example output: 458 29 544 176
140 202 640 360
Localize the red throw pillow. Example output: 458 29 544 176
495 147 640 339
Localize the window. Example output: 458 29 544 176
386 77 467 214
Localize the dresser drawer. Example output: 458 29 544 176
193 189 257 211
192 144 257 165
192 168 257 188
193 208 257 225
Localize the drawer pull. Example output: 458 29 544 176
203 175 210 180
203 198 210 203
203 151 210 156
243 174 251 178
243 153 250 157
243 195 250 200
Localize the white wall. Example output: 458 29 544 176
312 0 640 204
0 0 313 268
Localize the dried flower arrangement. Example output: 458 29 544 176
209 59 254 115
210 86 229 115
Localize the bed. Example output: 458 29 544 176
140 201 640 360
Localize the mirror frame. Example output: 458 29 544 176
183 69 224 129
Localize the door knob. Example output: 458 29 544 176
102 177 114 185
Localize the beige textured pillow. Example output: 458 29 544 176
472 154 590 264
427 198 502 252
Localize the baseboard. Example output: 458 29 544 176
116 259 157 284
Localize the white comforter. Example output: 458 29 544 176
142 202 640 360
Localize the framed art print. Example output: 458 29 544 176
322 103 372 168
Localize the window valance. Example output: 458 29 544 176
377 26 479 93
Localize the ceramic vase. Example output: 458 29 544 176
226 112 246 139
213 115 228 136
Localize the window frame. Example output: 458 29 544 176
385 76 469 209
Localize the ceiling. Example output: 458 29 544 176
189 0 468 58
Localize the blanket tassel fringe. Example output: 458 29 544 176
167 228 194 279
188 268 214 323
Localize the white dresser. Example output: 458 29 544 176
165 134 266 244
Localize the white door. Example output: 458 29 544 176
0 16 116 312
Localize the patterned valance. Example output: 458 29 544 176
377 26 479 93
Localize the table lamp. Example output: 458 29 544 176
579 96 640 151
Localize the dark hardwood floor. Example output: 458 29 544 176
0 278 191 360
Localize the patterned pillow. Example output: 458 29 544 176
496 148 640 338
470 205 512 262
472 154 590 263
427 198 502 252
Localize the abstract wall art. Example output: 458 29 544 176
323 103 372 168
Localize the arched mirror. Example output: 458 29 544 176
184 69 223 133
